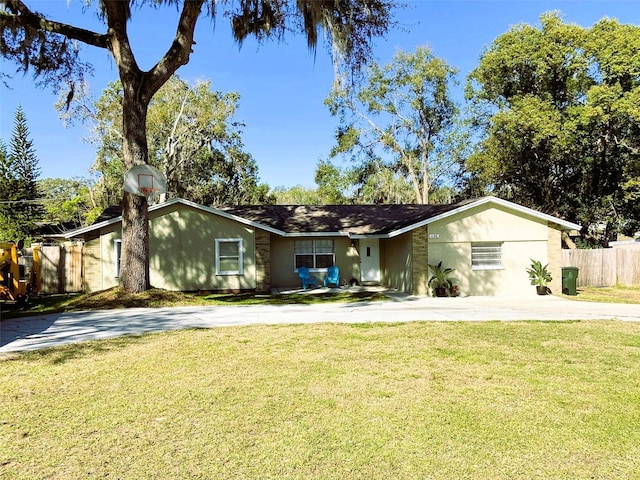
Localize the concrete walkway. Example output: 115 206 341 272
2 294 639 353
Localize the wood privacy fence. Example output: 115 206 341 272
38 245 83 294
561 248 640 287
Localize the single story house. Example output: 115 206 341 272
65 196 580 296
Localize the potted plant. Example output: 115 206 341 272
526 259 552 295
428 261 457 297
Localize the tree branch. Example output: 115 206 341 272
147 1 204 96
2 0 108 48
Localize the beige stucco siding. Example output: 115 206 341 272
148 203 255 291
98 225 121 292
270 236 358 288
83 234 104 292
427 204 549 296
89 203 256 292
382 233 413 294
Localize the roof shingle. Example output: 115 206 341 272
216 203 467 235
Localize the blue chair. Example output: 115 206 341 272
298 266 317 290
323 265 340 288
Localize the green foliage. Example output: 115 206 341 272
526 259 552 287
314 159 351 204
428 261 457 295
272 185 324 205
0 105 43 242
61 76 274 208
327 46 467 204
466 12 640 245
37 177 99 227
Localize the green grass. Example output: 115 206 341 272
0 287 388 320
2 321 640 479
569 285 640 304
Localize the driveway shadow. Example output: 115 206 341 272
1 315 59 348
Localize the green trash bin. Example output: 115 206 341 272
562 267 579 295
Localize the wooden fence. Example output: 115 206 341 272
561 248 640 287
38 245 83 294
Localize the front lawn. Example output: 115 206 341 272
2 321 639 479
569 285 640 304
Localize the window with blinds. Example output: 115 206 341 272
294 239 335 270
471 242 503 270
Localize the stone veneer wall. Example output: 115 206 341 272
255 229 271 293
411 226 429 296
547 224 562 295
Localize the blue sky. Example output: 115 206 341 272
1 0 638 190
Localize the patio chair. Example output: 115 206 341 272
323 265 340 288
298 266 317 291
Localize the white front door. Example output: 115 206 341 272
360 238 381 283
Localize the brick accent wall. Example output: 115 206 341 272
547 225 562 295
411 226 429 295
255 229 271 293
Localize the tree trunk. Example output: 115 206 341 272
119 90 151 293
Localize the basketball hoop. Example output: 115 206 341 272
124 165 167 198
138 187 159 197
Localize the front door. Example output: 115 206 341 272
360 238 381 283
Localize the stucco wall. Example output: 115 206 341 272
270 236 358 288
148 203 256 291
427 203 550 296
381 233 413 294
99 225 121 292
83 233 103 293
91 203 257 292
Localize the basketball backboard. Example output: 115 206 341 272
124 164 167 197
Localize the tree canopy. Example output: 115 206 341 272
0 0 399 292
60 76 273 208
326 46 466 204
466 12 640 244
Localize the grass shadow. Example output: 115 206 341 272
1 332 150 365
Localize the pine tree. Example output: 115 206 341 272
2 105 43 241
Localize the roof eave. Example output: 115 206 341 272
366 196 581 238
63 198 289 239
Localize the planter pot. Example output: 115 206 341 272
435 287 448 297
536 286 549 295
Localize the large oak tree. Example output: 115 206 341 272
1 0 398 292
466 12 640 245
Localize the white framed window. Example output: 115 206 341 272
472 242 503 270
294 239 335 271
114 239 122 278
216 239 243 275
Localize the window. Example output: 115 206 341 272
216 239 243 275
114 239 122 278
294 239 335 270
472 242 503 270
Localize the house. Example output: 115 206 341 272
64 196 581 296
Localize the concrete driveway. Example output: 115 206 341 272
1 294 639 353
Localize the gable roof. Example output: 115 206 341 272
64 196 581 239
215 202 474 235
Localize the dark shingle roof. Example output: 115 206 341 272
65 196 582 239
216 203 470 235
